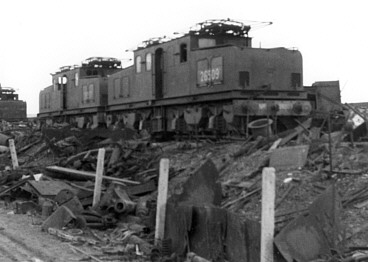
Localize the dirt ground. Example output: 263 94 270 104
0 204 83 262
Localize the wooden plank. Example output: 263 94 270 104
93 148 105 207
279 118 312 146
155 158 170 245
8 139 19 169
0 177 31 197
268 138 282 152
45 165 140 185
261 167 276 262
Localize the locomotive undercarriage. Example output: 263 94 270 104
39 92 314 139
105 98 313 139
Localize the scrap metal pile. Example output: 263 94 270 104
1 110 368 261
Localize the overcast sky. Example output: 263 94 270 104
0 0 367 115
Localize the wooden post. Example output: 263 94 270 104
155 158 170 246
260 167 276 262
8 139 19 169
92 148 105 207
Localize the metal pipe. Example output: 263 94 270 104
114 200 136 214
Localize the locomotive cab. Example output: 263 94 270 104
39 57 121 126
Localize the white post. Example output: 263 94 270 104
8 139 19 169
92 148 105 207
260 167 276 262
155 158 170 246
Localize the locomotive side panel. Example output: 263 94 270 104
168 46 303 96
133 48 155 101
39 87 51 113
187 46 236 95
107 67 137 108
62 69 81 110
163 38 191 98
108 66 153 105
39 86 62 114
242 48 303 91
78 77 108 109
52 68 79 110
130 36 193 101
152 44 303 99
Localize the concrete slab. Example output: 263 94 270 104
269 145 309 171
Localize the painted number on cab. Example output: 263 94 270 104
199 68 221 82
197 56 223 87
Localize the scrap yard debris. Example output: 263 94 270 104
2 110 368 261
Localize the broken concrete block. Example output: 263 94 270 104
308 185 343 251
42 205 76 231
189 206 227 261
55 189 75 205
165 203 261 262
169 159 222 206
62 196 84 215
274 185 343 262
164 159 262 261
226 212 261 262
269 145 309 171
164 203 192 256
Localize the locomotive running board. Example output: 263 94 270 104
106 89 309 112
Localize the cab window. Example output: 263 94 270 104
75 72 79 87
114 78 120 99
146 53 152 71
180 44 187 62
136 56 142 73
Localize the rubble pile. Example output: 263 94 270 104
1 113 368 261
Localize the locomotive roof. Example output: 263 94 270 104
53 57 122 75
188 19 251 37
82 57 121 68
135 19 252 50
0 86 20 101
0 87 16 94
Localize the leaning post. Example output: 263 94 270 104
8 139 19 169
92 148 106 207
155 158 170 246
260 167 276 262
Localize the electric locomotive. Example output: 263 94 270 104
0 84 27 122
39 57 121 127
38 19 339 135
